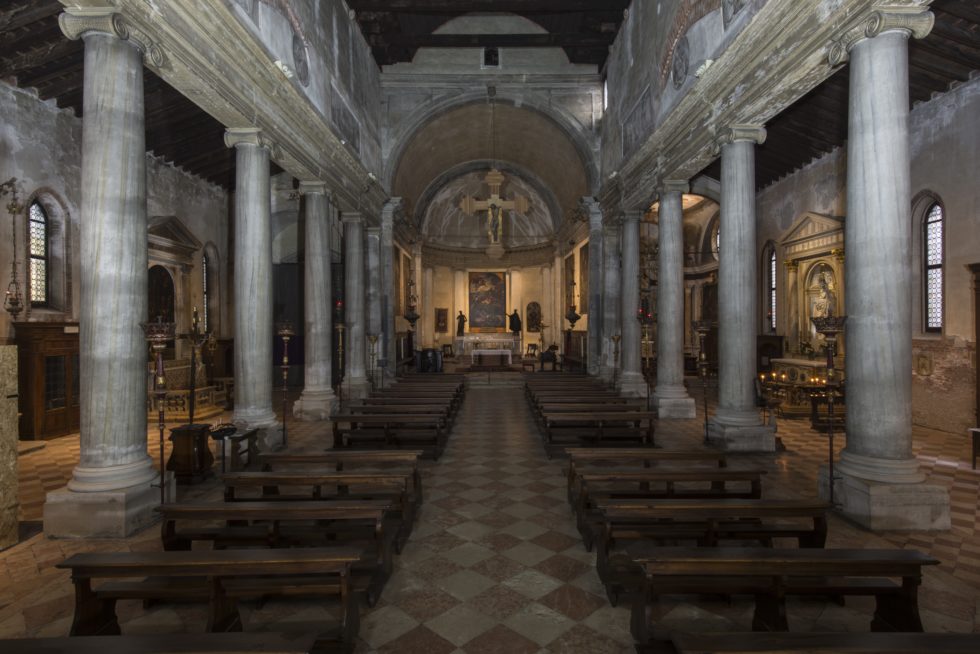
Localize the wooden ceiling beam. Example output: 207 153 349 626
0 0 60 33
933 2 980 25
0 18 63 56
0 38 80 78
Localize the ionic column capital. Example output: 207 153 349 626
715 124 767 148
580 197 603 231
298 181 328 196
224 127 281 160
621 209 644 225
828 6 934 66
659 179 690 196
59 8 166 68
341 211 363 225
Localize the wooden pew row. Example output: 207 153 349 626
629 547 939 648
0 633 321 653
572 469 767 549
596 499 831 604
668 631 980 654
330 413 448 460
158 501 395 606
540 410 657 453
56 548 360 645
564 448 728 504
221 470 417 549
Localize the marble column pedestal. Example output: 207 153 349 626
655 393 697 419
293 391 338 421
707 421 776 452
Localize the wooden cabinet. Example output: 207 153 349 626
14 322 80 440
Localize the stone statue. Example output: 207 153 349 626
812 273 835 319
509 309 522 334
456 311 467 336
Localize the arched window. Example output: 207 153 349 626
923 202 943 332
202 252 210 333
768 248 777 332
29 200 48 306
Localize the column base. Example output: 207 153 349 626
598 364 615 385
707 420 776 452
233 407 280 451
293 389 339 421
618 372 648 398
345 377 371 401
656 396 697 420
819 464 950 531
43 471 175 538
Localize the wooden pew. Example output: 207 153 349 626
331 413 447 459
0 633 322 654
56 548 360 642
565 448 728 503
629 547 939 647
572 469 767 548
596 498 830 601
157 501 394 605
541 410 657 453
669 631 980 654
221 470 416 549
351 402 456 427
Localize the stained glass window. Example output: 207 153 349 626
769 249 777 332
924 203 943 332
29 201 48 305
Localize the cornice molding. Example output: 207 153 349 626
828 6 934 65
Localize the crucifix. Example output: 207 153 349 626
459 168 530 245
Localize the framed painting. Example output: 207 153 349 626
435 308 448 333
468 271 506 332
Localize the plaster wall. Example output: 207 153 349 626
229 0 383 174
0 81 231 342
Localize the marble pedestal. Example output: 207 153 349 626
656 396 697 420
619 372 647 398
44 470 175 538
293 391 339 421
707 422 776 452
819 465 950 531
346 379 371 401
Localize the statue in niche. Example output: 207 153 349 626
456 311 467 336
806 265 837 349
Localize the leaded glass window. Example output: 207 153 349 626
29 200 48 305
924 203 943 332
769 250 777 332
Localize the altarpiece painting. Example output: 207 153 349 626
468 271 506 332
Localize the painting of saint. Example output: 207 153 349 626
468 271 506 332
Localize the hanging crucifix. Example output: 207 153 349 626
459 168 530 246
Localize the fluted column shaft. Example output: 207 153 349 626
343 213 368 397
227 129 277 438
294 183 337 419
619 211 645 396
599 223 621 383
840 30 918 480
714 129 765 427
583 199 604 376
655 182 696 417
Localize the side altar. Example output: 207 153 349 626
766 358 845 429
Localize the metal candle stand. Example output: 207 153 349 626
334 322 346 402
184 307 210 425
276 321 294 449
811 315 847 507
141 316 176 504
694 320 712 445
1 177 25 320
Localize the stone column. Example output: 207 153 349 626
380 199 401 386
343 212 369 399
655 181 696 418
784 260 800 354
422 267 434 348
619 211 645 397
45 9 163 538
541 265 552 349
583 198 604 376
365 226 382 384
828 9 948 530
708 126 775 451
225 127 279 450
293 182 338 420
599 222 622 383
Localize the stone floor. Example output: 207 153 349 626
2 372 979 652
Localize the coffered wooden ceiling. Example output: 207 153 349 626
1 1 977 193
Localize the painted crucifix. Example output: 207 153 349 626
459 168 530 245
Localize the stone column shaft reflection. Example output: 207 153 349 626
655 181 696 418
619 211 645 397
583 198 604 376
343 212 369 399
294 182 338 420
599 223 621 383
380 199 401 385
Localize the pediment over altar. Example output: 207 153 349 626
780 212 844 258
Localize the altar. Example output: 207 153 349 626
766 358 844 421
456 333 519 357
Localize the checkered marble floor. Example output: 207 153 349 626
2 374 979 651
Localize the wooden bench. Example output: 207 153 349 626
573 469 766 549
221 470 416 549
56 548 360 642
597 499 830 600
629 547 939 646
157 501 394 606
565 448 728 503
0 633 323 654
541 410 657 452
331 413 447 459
669 631 980 654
